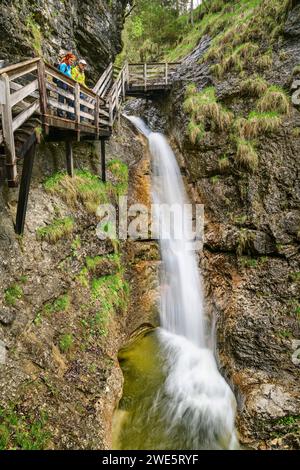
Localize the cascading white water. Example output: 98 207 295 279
125 115 238 450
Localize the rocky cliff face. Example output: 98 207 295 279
131 1 300 450
0 0 129 80
0 119 156 449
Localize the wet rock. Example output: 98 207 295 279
0 0 129 81
284 4 300 37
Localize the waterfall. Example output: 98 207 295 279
125 115 238 450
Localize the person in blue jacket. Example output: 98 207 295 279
57 53 76 119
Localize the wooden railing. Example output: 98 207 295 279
0 58 180 186
127 62 180 90
108 62 129 125
0 59 40 184
0 58 109 185
93 62 114 98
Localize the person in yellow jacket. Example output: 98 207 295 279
71 59 87 86
72 59 88 121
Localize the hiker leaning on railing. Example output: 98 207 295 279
57 52 76 120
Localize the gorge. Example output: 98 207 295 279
0 0 300 452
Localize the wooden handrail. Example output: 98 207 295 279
0 58 40 76
128 62 181 66
0 57 179 188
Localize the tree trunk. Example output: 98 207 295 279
190 0 194 25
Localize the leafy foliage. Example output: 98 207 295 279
0 407 49 450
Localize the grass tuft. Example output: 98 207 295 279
184 85 233 142
36 217 74 244
0 406 49 450
218 155 230 172
59 333 73 353
235 111 282 139
4 284 23 306
257 85 290 114
235 139 258 172
239 76 268 97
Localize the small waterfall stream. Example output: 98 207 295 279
113 117 238 450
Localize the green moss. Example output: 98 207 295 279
86 253 121 273
26 16 42 56
37 217 74 244
71 236 81 257
239 257 258 268
210 175 220 184
0 406 49 450
4 284 23 306
59 333 73 353
275 416 300 426
34 294 71 326
91 273 129 316
278 330 292 339
75 267 89 288
19 275 28 284
107 159 129 197
89 310 110 337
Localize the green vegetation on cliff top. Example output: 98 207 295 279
118 0 290 65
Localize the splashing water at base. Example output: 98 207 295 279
113 116 239 450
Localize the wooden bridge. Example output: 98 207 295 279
0 58 179 234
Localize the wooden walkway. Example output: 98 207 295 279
0 58 179 233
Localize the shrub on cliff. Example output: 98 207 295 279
184 85 233 143
235 112 282 138
235 138 259 172
257 85 290 114
239 76 269 97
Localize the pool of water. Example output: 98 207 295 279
112 328 238 450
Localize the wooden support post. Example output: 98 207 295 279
15 143 36 235
74 82 80 141
101 139 106 183
37 60 48 133
122 70 125 100
109 96 113 127
144 63 147 92
66 141 74 177
0 73 18 187
125 62 129 87
165 62 168 86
